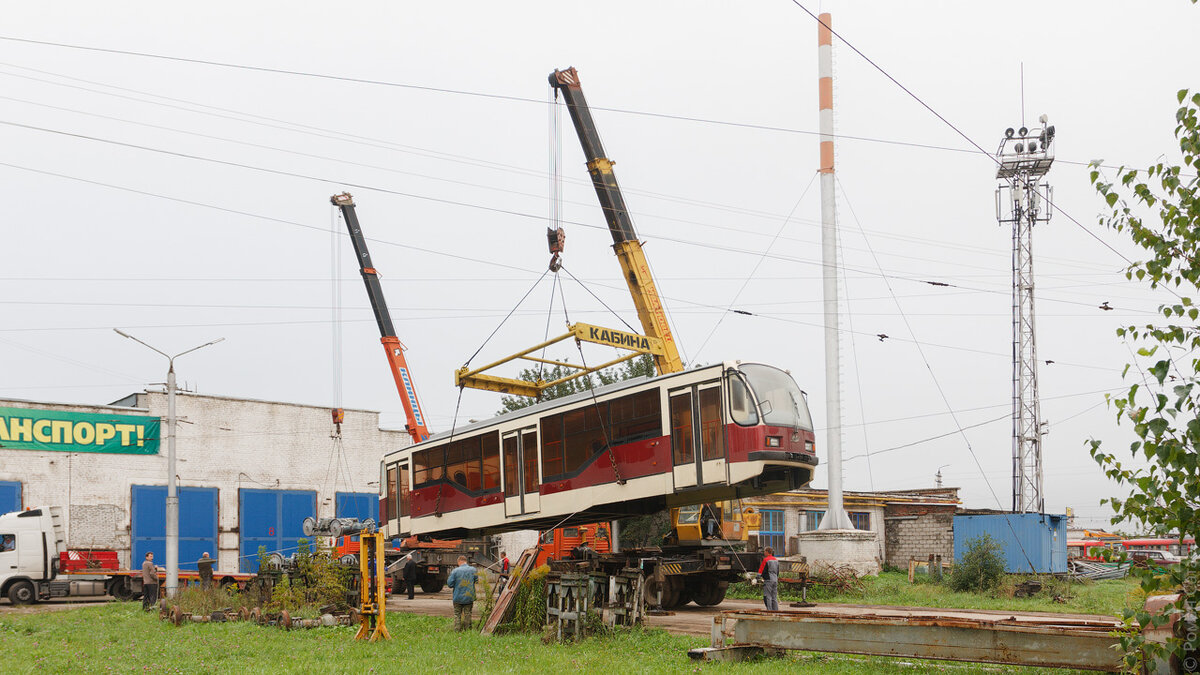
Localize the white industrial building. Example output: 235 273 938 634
0 391 406 573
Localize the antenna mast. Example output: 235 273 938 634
995 118 1056 513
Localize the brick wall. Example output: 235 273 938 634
884 509 955 569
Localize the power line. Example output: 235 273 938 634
0 35 1164 178
789 4 1140 273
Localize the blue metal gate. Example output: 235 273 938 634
238 489 315 572
0 481 21 515
335 492 377 521
130 485 218 571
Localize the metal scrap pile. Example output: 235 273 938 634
1068 558 1129 580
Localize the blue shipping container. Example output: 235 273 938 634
0 480 21 515
130 485 219 571
238 488 315 572
954 512 1068 573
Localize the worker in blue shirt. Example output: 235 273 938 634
446 555 478 631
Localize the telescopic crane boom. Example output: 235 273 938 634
330 193 431 444
549 67 684 376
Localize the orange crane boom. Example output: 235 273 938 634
330 193 430 444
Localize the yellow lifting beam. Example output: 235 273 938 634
455 322 664 398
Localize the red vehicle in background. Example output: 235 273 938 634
1122 537 1195 558
1067 540 1125 562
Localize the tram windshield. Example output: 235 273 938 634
738 364 813 431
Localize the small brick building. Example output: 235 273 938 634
743 487 959 569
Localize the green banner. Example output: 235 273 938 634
0 407 160 455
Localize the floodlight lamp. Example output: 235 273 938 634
1015 142 1024 153
1005 127 1015 139
1028 141 1038 152
1039 113 1048 124
1018 126 1028 137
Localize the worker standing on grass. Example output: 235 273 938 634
197 552 215 590
757 546 779 611
141 552 161 611
446 556 478 631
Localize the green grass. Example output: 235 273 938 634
726 571 1140 616
0 602 1099 674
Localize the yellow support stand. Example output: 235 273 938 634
354 531 391 641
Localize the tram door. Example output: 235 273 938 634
502 427 540 516
670 382 727 490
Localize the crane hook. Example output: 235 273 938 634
547 226 565 272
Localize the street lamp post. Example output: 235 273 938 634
115 329 224 599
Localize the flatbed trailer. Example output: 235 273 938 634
67 567 256 602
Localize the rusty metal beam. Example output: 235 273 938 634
693 608 1122 672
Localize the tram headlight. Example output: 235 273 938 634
805 441 814 453
766 436 782 448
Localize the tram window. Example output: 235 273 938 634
523 431 540 493
446 436 484 491
670 393 694 465
398 465 410 517
386 466 398 520
503 435 519 497
728 375 759 426
564 406 604 474
699 387 725 460
541 415 564 478
482 433 500 492
414 447 444 486
610 389 662 445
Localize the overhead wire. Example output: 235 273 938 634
837 173 1037 571
692 172 819 362
1 47 1175 262
0 117 1137 296
0 34 1172 178
788 3 1143 278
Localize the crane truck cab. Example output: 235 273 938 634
0 507 66 604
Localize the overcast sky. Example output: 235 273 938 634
1 1 1196 529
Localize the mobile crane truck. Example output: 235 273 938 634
544 67 764 609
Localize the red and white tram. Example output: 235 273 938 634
379 361 818 538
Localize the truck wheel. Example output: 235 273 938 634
7 580 37 605
420 578 444 593
109 578 133 601
692 582 727 607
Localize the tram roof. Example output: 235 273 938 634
419 361 728 446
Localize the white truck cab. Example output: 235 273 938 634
0 506 67 604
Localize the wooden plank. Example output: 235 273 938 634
480 546 538 635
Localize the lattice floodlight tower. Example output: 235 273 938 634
995 117 1055 514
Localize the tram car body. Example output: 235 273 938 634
379 361 818 539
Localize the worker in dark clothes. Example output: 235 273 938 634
757 545 780 610
197 552 215 591
401 553 417 600
141 552 160 611
702 503 721 539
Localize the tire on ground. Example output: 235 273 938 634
7 580 37 605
